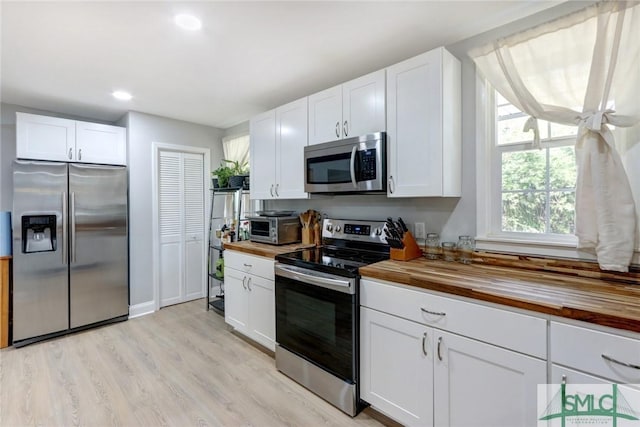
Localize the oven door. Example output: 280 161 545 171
249 218 272 243
275 263 357 382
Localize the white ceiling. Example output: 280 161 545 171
1 1 562 130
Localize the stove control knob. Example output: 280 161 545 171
335 225 342 233
374 228 382 236
326 224 333 232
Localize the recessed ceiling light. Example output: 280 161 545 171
112 91 132 101
174 14 202 31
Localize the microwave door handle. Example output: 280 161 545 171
350 145 357 188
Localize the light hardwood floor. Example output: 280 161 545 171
0 299 385 426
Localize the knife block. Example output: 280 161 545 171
390 231 423 261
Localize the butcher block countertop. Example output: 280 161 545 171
223 240 315 259
360 256 640 334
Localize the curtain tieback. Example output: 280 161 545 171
523 116 541 149
578 109 616 148
580 109 614 131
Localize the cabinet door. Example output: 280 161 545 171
247 274 275 351
250 110 277 200
308 85 342 145
224 268 249 334
434 331 546 427
360 307 433 426
342 69 386 139
16 112 76 162
386 48 461 197
275 97 308 199
76 121 126 165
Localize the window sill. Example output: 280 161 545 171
476 235 640 266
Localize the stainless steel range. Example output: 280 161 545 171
274 218 389 416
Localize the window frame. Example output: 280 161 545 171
476 76 585 259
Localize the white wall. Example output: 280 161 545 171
223 121 249 139
126 111 224 311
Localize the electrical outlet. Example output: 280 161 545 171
414 222 426 239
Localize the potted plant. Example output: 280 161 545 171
225 159 249 189
212 163 234 188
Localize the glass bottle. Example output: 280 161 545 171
424 233 440 260
457 235 475 264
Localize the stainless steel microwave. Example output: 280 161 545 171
304 132 386 194
248 216 300 245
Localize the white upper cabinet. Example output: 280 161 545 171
308 69 385 145
386 47 461 197
342 70 386 139
308 85 342 145
249 110 277 200
16 112 127 165
75 121 126 165
250 97 308 200
16 113 76 162
275 98 308 199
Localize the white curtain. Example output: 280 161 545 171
222 134 250 169
471 1 640 271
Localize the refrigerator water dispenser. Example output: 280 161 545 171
22 215 56 253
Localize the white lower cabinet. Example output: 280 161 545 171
360 278 547 427
433 330 546 427
361 307 434 425
224 251 275 351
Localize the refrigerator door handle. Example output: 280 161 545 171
71 192 77 263
62 192 68 264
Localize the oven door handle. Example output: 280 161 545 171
275 263 356 295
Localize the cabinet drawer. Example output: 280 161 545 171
361 278 546 358
551 322 640 383
224 250 274 280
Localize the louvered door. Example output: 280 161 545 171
158 150 205 307
183 153 205 301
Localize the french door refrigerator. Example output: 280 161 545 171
12 160 128 346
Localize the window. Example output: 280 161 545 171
495 92 578 237
222 134 250 169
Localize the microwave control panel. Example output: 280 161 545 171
358 149 377 181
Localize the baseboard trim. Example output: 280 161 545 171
129 301 156 319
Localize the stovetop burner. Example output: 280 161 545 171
275 218 390 277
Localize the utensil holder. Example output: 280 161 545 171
302 227 313 245
390 231 423 261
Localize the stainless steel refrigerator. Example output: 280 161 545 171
12 160 128 346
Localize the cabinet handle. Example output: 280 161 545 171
422 332 428 356
78 148 82 161
243 263 252 267
242 276 247 290
275 183 279 197
601 354 640 370
437 336 443 361
68 147 73 160
270 184 274 197
343 120 348 137
388 176 394 194
421 307 446 317
247 277 252 291
335 122 340 138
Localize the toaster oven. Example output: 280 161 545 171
248 216 300 245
